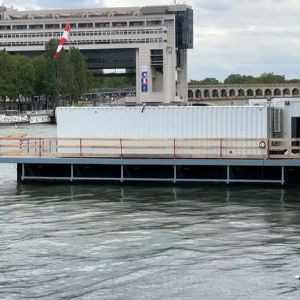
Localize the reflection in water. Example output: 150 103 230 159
1 125 300 299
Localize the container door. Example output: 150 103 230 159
291 117 300 153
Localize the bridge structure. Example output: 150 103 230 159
188 84 300 105
85 83 300 105
85 87 136 103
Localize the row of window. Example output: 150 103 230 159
0 20 163 31
0 29 164 39
0 38 164 47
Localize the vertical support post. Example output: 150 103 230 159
80 138 83 158
173 165 177 184
70 164 74 182
27 140 30 155
267 139 270 159
220 138 223 159
227 165 230 184
19 138 23 156
56 139 58 156
173 139 176 159
120 139 123 159
121 164 124 183
39 138 42 157
281 166 285 186
22 163 25 181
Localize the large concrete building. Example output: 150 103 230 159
0 4 193 104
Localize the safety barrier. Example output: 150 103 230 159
0 136 286 159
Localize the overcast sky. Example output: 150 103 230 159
3 0 300 81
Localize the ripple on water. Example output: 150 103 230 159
0 125 300 299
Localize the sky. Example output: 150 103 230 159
2 0 300 81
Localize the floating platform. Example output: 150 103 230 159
1 136 300 185
0 157 300 185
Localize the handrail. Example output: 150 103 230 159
0 136 299 159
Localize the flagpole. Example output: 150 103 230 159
68 24 72 104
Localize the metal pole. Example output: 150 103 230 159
70 164 74 182
69 29 72 104
22 163 25 181
80 138 83 157
281 166 285 186
174 165 177 184
173 139 176 159
120 139 123 159
39 138 42 157
121 164 124 183
220 138 223 158
227 165 230 184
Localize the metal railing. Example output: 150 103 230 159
1 136 296 159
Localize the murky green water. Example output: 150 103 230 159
0 125 300 299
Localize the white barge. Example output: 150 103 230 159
2 99 300 185
0 111 29 125
0 110 53 125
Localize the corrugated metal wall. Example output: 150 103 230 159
56 106 270 139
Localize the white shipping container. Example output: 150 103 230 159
55 106 275 157
56 106 273 139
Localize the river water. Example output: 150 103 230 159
0 125 300 299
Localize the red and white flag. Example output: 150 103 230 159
54 23 70 59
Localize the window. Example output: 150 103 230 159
147 20 162 26
0 25 11 31
112 22 127 27
45 24 60 29
29 24 43 30
78 23 93 28
12 25 27 30
129 21 144 27
95 22 110 28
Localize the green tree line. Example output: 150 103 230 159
189 73 300 86
0 40 91 110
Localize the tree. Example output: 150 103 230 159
0 41 92 110
0 50 17 109
224 74 256 85
258 73 285 84
42 41 90 106
13 54 35 110
33 55 48 109
43 39 61 108
287 78 300 84
69 47 88 103
189 78 220 85
33 55 46 97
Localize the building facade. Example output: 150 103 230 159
0 5 193 104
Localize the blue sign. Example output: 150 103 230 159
141 71 148 92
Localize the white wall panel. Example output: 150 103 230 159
56 106 271 139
